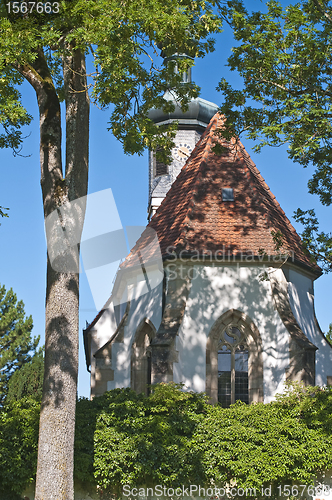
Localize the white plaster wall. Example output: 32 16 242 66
89 301 118 357
173 264 291 402
106 269 163 391
287 268 332 385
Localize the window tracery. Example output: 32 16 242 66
218 326 249 407
206 309 263 405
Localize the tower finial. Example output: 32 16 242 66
158 43 194 84
147 46 218 219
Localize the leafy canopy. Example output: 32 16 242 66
0 284 39 405
0 0 221 158
293 208 332 272
219 0 332 198
217 0 332 270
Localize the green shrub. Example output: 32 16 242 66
194 396 332 493
91 383 332 497
92 384 207 494
0 398 40 499
1 383 332 498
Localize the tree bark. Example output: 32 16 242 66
19 47 89 500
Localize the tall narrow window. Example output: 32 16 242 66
131 322 155 395
218 326 248 407
154 147 168 177
147 353 152 396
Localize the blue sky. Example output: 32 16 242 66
0 18 331 398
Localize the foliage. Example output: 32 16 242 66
78 383 332 497
0 0 221 159
0 398 40 499
0 205 8 218
326 323 332 345
6 347 44 403
293 208 332 272
0 284 39 405
217 0 332 270
218 0 332 197
74 390 114 487
1 384 332 497
196 385 332 493
92 384 208 495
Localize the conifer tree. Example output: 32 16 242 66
0 284 38 405
6 347 44 403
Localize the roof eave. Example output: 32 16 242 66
161 253 322 278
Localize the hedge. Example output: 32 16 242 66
0 398 40 500
1 383 332 498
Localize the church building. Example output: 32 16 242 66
83 79 332 406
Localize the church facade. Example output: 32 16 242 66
84 101 332 405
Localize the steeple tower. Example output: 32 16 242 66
148 53 218 219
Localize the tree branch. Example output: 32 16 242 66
312 0 332 23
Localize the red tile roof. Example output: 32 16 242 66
122 113 320 274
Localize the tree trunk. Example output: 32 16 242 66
19 47 89 500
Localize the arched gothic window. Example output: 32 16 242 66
206 310 263 405
218 326 249 407
131 320 155 395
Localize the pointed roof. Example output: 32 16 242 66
123 113 320 274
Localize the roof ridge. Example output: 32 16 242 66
178 115 221 248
